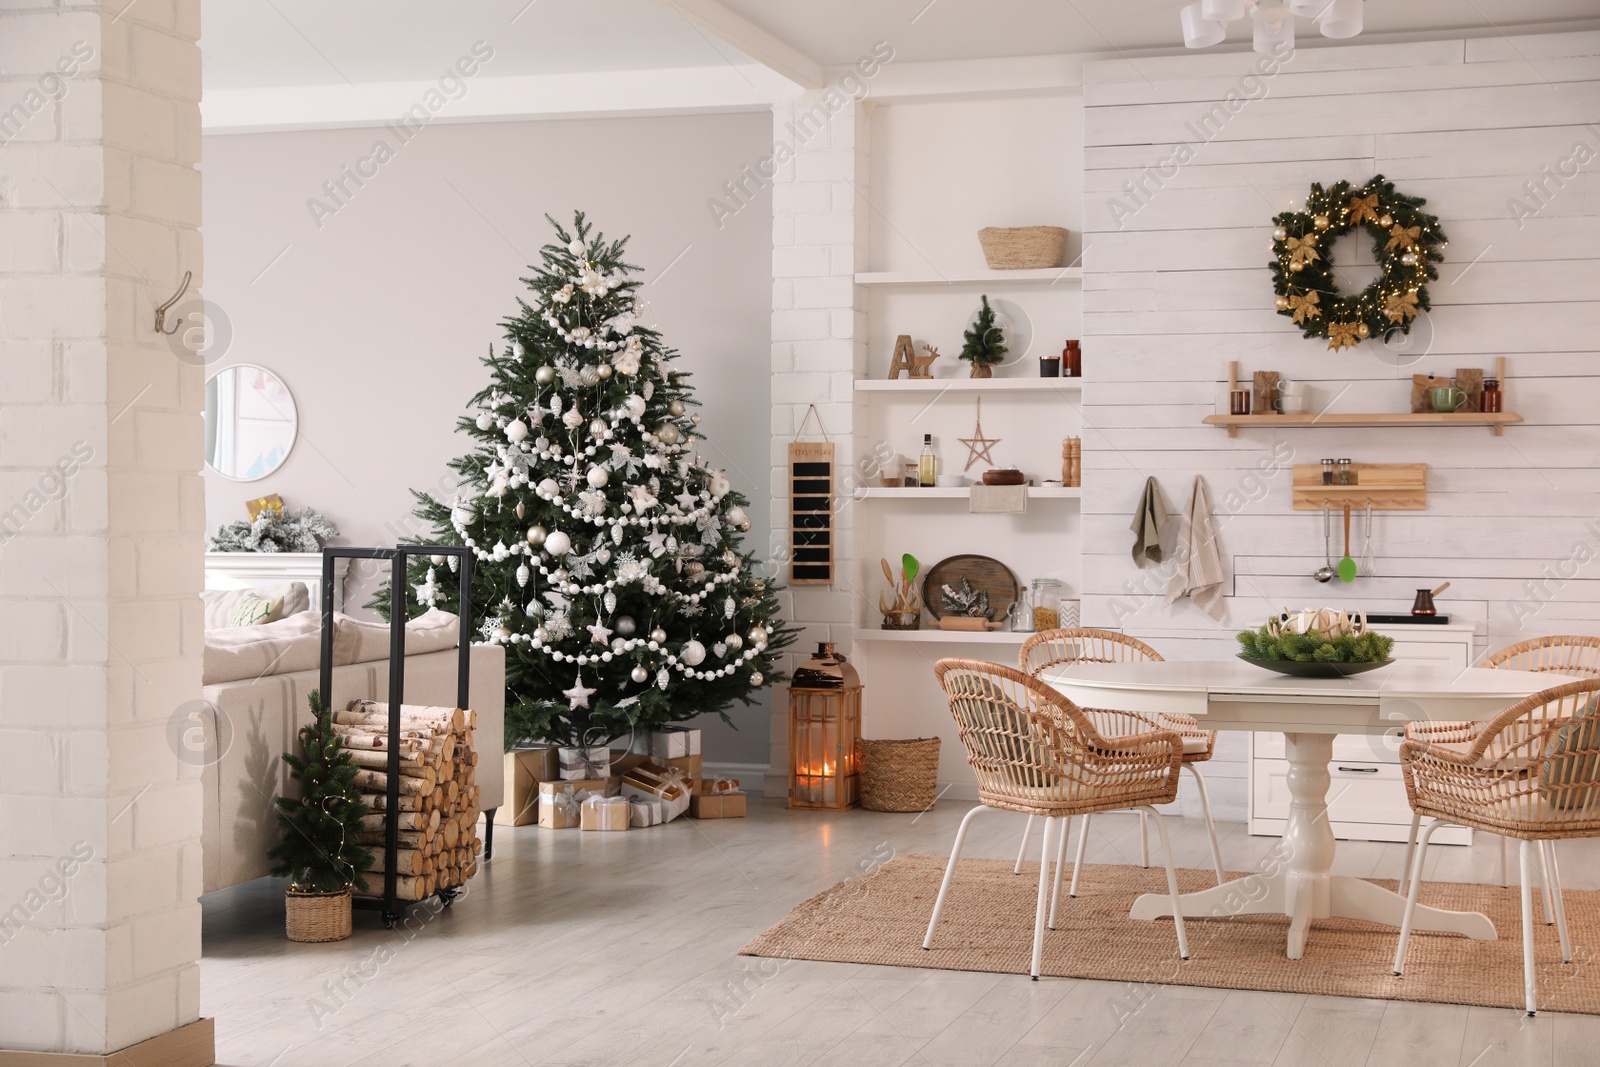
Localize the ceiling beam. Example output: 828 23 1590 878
652 0 827 89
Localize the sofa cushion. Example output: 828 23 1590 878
202 582 310 629
202 608 463 684
228 591 278 627
332 609 460 665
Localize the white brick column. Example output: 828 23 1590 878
765 94 868 795
0 0 208 1059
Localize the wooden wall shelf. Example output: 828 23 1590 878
1204 412 1523 436
1291 463 1427 511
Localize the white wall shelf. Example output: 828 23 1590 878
855 378 1082 394
854 628 1031 644
853 487 1081 500
855 267 1082 287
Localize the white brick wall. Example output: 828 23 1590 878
0 0 204 1056
765 94 869 795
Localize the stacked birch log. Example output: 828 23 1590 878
336 700 482 900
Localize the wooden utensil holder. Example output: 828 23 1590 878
1291 463 1427 510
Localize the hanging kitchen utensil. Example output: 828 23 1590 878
1337 503 1357 583
1314 504 1334 583
1359 500 1375 577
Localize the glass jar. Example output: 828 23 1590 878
1482 377 1502 413
1030 578 1062 632
1009 586 1034 633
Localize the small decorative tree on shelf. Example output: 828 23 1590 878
960 295 1008 378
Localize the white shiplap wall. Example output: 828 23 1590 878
1080 30 1600 819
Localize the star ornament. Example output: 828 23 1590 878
958 397 1002 473
563 672 597 710
586 621 614 645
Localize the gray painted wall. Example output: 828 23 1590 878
201 111 776 763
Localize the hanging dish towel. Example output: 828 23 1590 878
1165 475 1227 622
969 484 1027 514
1129 476 1168 567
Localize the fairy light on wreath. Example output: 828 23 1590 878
1270 175 1447 351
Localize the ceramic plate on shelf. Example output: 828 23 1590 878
965 298 1033 364
1236 655 1394 678
923 554 1019 622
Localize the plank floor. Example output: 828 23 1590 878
201 799 1600 1066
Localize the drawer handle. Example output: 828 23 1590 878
1336 766 1380 774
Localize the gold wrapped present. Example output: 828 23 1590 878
539 779 606 829
662 754 702 783
621 758 691 804
499 746 560 826
694 776 741 796
580 794 630 832
690 792 747 819
245 493 284 520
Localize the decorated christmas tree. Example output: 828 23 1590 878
383 213 794 749
960 294 1007 377
269 691 372 893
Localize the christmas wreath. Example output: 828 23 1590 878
1269 175 1447 351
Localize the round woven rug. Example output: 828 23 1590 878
740 854 1600 1014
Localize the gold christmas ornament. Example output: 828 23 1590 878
1287 291 1322 324
1379 213 1394 228
1275 295 1291 310
1313 215 1330 231
1327 322 1362 350
1386 224 1422 251
1383 290 1420 323
1289 260 1304 273
1356 322 1370 338
1347 193 1380 225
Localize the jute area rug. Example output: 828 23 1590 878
741 854 1600 1014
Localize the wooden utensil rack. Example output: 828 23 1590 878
1291 463 1427 510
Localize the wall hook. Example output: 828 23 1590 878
154 271 192 335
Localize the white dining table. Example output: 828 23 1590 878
1041 658 1569 960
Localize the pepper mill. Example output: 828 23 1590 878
1061 439 1070 485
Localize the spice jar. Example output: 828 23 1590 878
1030 578 1062 632
1337 458 1352 486
1481 377 1502 413
1321 458 1334 486
1063 340 1081 377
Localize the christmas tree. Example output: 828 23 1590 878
269 691 372 893
384 213 794 749
960 294 1007 377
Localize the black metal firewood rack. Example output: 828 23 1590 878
319 545 474 929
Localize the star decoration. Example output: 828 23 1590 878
958 397 1001 472
1287 291 1321 324
1347 193 1379 225
1326 322 1362 351
587 621 614 645
1383 290 1420 323
675 490 699 511
644 530 669 557
563 673 596 710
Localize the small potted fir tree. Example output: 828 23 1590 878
269 691 372 942
960 295 1008 378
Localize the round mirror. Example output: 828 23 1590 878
204 365 297 481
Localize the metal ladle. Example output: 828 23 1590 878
1314 504 1335 583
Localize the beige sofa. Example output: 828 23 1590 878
198 641 505 895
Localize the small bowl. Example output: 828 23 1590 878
935 475 966 488
982 469 1026 486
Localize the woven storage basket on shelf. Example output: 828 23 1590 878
859 737 942 812
977 226 1069 270
285 887 352 942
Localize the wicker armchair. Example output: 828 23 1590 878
1393 678 1600 1015
923 659 1190 978
1016 628 1224 892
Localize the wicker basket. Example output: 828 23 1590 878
978 226 1069 270
285 887 352 942
859 737 942 812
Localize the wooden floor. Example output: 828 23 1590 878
201 798 1600 1066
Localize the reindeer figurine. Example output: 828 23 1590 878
911 344 940 378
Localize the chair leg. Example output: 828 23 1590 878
1137 806 1189 960
1139 810 1151 868
1499 834 1510 888
1014 814 1035 875
1520 840 1539 1016
924 804 986 950
1184 763 1225 886
1069 813 1091 897
1543 841 1572 964
1031 817 1057 980
1393 818 1444 975
1398 812 1421 898
1538 839 1557 926
1048 816 1072 930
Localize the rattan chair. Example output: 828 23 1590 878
923 659 1190 979
1393 678 1600 1015
1016 629 1224 895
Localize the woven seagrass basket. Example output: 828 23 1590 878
859 737 941 812
978 226 1069 269
285 887 352 942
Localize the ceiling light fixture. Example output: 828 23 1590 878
1182 0 1361 53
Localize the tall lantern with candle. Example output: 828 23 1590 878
787 642 862 810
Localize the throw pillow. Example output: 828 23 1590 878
228 592 281 628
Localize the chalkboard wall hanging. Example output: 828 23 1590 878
788 405 834 586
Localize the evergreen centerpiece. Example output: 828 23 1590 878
269 691 371 941
383 213 794 749
960 295 1008 378
1237 610 1394 677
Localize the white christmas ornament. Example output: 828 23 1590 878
650 627 667 644
680 640 706 666
505 419 529 444
631 665 649 683
430 554 446 566
708 472 730 499
544 530 572 557
451 502 478 528
749 626 768 645
563 672 596 710
567 239 585 255
475 412 494 431
516 564 530 587
562 409 585 430
586 466 609 489
668 399 686 417
726 633 743 650
725 505 748 527
622 395 646 420
538 478 560 498
535 365 555 385
526 525 547 545
596 363 613 380
614 615 635 636
749 671 764 686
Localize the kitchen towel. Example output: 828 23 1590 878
970 484 1028 514
1129 476 1168 567
1165 475 1227 622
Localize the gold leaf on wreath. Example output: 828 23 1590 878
1384 290 1420 323
1348 193 1380 225
1284 235 1321 268
1386 224 1422 251
1287 291 1322 324
1326 321 1362 350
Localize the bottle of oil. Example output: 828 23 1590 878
918 434 936 487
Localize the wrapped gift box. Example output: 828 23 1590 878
539 779 607 829
690 792 747 819
558 744 611 781
620 758 691 824
662 753 702 783
624 794 671 827
499 746 560 826
694 775 741 797
580 794 630 832
631 727 701 759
